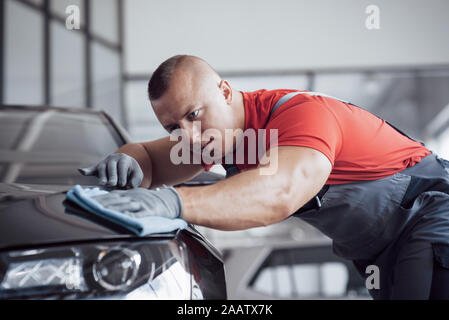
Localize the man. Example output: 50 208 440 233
80 55 449 299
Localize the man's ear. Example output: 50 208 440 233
219 79 233 104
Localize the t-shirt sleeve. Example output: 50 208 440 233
265 102 343 166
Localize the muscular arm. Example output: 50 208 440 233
176 146 332 231
116 136 204 188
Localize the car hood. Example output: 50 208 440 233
0 183 178 250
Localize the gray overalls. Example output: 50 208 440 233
223 92 449 299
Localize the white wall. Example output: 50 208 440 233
124 0 449 74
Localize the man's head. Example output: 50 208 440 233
148 55 244 161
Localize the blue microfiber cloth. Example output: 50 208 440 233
65 185 187 236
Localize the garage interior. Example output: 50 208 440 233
1 0 449 300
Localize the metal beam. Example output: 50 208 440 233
117 0 128 130
3 111 57 183
425 102 449 138
16 0 120 51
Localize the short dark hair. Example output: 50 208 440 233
147 55 188 101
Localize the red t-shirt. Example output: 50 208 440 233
204 89 431 184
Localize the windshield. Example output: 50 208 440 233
0 108 125 185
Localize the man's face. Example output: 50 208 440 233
151 69 237 162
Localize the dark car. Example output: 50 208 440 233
0 105 227 299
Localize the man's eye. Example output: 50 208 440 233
187 110 199 120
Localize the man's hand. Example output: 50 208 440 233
91 186 183 219
78 153 144 188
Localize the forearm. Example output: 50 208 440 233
176 167 293 231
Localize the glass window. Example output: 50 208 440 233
426 102 449 159
434 128 449 159
314 72 422 139
0 108 125 185
92 43 122 124
252 263 350 298
314 70 449 142
249 247 370 299
4 0 43 105
313 73 369 108
412 70 449 127
51 22 85 108
91 0 118 44
51 0 85 31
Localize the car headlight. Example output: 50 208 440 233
0 240 196 299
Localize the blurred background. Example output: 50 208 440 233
1 0 449 299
